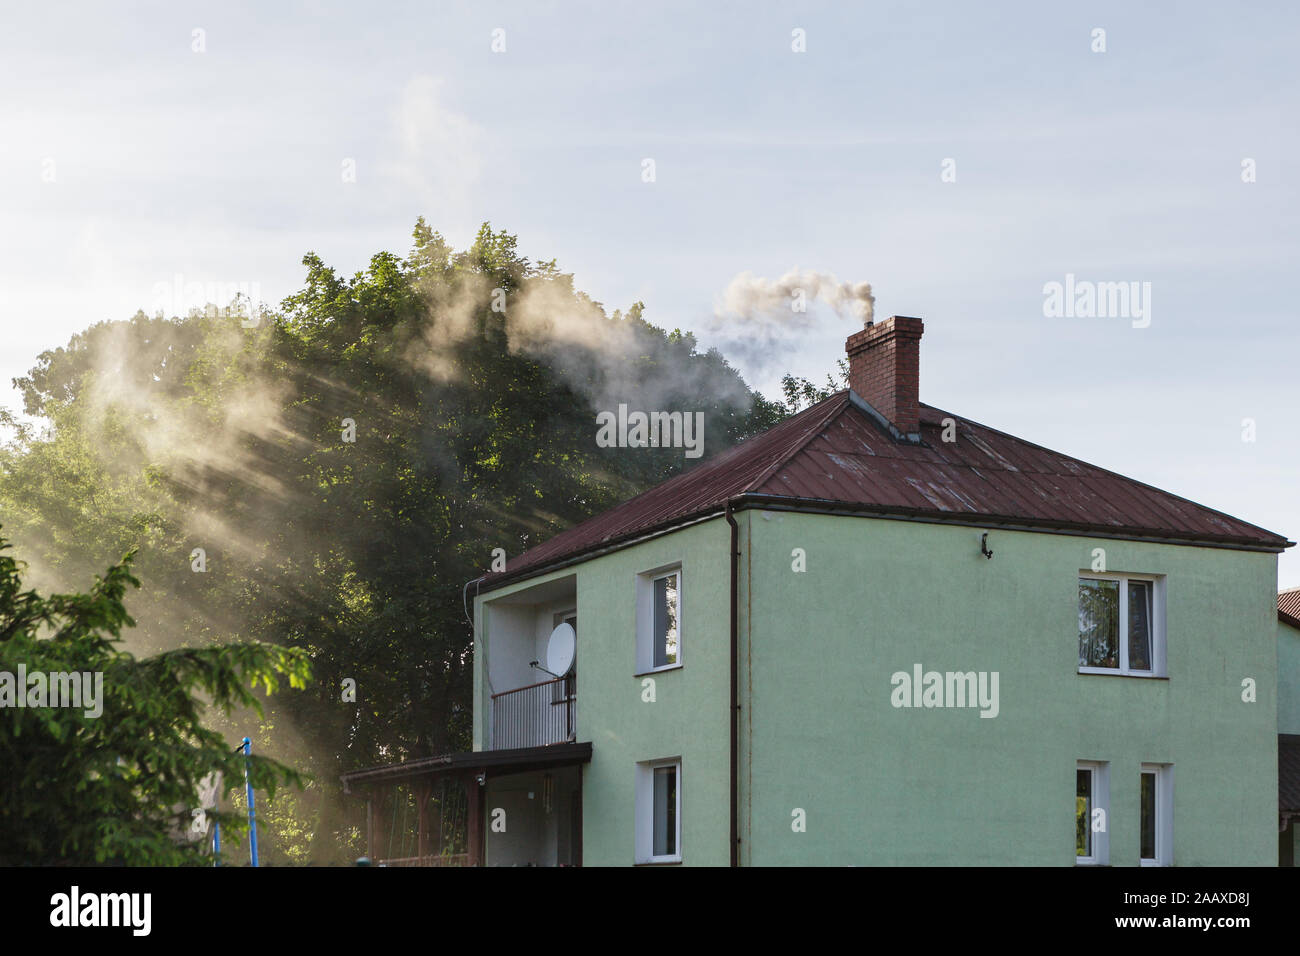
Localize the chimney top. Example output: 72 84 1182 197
845 315 924 442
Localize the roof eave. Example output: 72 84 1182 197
479 506 728 594
478 493 1291 596
737 493 1294 552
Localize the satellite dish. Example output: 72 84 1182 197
546 622 576 676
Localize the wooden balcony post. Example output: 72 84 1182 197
466 772 484 866
365 792 374 860
415 779 431 863
370 788 387 863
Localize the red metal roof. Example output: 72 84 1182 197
485 391 1292 589
1281 589 1300 628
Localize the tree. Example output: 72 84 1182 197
0 221 788 862
781 358 849 412
0 534 310 865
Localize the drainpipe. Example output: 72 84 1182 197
462 575 485 631
725 499 740 867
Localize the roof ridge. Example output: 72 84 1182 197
481 392 854 583
587 389 850 506
742 391 850 495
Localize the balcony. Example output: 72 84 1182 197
491 676 576 750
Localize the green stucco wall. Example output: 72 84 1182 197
1279 618 1300 735
476 519 733 866
477 508 1281 866
739 511 1279 866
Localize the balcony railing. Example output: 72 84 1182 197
491 677 575 750
378 853 471 867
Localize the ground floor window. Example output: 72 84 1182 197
635 758 681 864
1076 761 1109 865
1140 763 1173 866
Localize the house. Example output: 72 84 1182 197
1280 588 1300 866
341 315 1294 866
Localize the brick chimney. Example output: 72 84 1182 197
845 316 924 440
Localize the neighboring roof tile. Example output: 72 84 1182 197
484 391 1292 589
1281 589 1300 629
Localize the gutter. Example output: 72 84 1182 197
735 494 1295 554
478 511 726 594
725 499 739 867
462 575 486 629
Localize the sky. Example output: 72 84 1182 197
1 1 1297 585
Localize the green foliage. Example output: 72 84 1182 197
0 221 788 863
0 536 310 865
781 358 848 412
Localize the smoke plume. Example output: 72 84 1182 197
403 271 753 415
710 268 874 373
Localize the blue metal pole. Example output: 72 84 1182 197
213 820 221 867
242 737 259 868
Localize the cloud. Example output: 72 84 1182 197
383 75 482 222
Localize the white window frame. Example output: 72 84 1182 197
635 564 683 674
1077 572 1166 677
635 757 682 864
1075 760 1110 866
1139 763 1174 867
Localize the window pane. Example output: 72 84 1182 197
1076 770 1092 857
1128 582 1153 671
1140 771 1157 859
653 574 679 667
653 766 677 856
1079 579 1119 668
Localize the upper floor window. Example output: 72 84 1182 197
637 565 681 672
1078 573 1165 676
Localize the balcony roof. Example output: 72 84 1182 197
340 742 592 791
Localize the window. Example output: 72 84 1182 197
1140 764 1173 866
1076 761 1109 865
653 574 679 667
653 766 677 856
635 758 682 863
1078 573 1164 676
636 565 682 672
